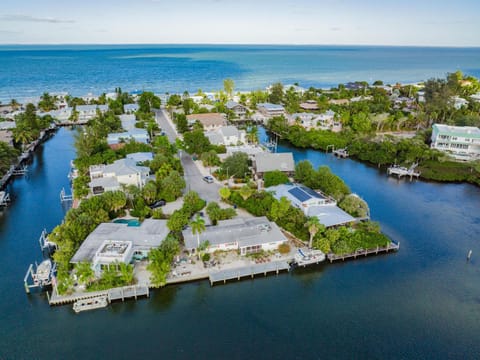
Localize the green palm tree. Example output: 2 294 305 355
305 216 324 249
75 261 95 286
246 125 259 144
190 215 206 249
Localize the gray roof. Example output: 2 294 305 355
254 152 294 173
126 152 153 163
0 121 16 130
104 158 149 177
219 125 240 137
257 103 285 111
226 101 245 110
76 104 108 112
307 205 356 227
124 104 139 111
71 219 169 263
205 132 223 145
107 129 149 144
120 114 137 131
182 217 286 250
89 176 120 189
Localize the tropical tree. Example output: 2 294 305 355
38 92 57 112
223 78 235 99
305 216 324 248
119 263 134 285
246 125 259 144
142 181 158 204
190 215 206 248
138 91 161 113
239 184 254 200
9 99 20 110
219 187 231 201
75 261 95 286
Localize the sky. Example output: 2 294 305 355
0 0 479 46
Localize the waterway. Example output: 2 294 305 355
0 128 479 359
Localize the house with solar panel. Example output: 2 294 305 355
267 184 356 228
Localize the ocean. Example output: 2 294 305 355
1 44 480 102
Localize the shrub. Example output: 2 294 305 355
278 243 291 254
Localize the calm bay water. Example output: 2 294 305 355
1 45 480 102
0 128 478 359
0 45 480 358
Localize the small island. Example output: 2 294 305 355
14 72 480 311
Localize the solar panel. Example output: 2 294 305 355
300 186 323 199
288 187 311 202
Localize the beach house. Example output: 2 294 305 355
253 152 295 179
186 113 227 131
70 219 169 276
182 217 287 255
107 128 150 149
257 103 285 118
267 184 355 228
226 101 248 118
88 158 151 194
431 123 480 161
205 125 246 146
76 104 108 121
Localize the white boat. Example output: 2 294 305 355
73 296 109 313
35 259 52 283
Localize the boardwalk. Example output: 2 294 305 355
209 260 290 285
49 284 149 306
327 242 400 263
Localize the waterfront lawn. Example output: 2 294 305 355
419 160 480 185
313 222 390 255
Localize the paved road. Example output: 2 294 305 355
155 108 221 203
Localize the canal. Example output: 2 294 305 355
0 127 479 359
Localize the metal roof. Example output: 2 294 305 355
254 152 295 173
71 219 169 263
182 217 286 250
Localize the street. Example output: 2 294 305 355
154 108 221 203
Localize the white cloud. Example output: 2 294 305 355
0 14 75 24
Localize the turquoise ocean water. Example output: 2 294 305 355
1 45 480 101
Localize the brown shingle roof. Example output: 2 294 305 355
187 113 227 127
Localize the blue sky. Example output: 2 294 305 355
0 0 479 46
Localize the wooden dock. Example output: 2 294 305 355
387 164 420 179
333 148 349 158
48 284 149 306
209 260 291 286
327 242 400 263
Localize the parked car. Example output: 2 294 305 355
149 199 166 209
203 176 214 183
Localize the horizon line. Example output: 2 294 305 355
0 42 479 49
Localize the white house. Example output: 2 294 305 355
182 217 287 255
257 103 285 118
70 219 169 276
123 104 139 114
470 93 480 103
452 96 469 110
267 184 355 228
226 101 248 118
254 152 295 178
76 104 108 121
205 125 246 146
107 128 150 147
431 123 480 161
186 113 227 131
119 114 137 131
89 158 151 194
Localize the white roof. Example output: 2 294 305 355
71 219 169 263
257 103 285 111
104 158 149 177
254 152 294 173
307 205 355 228
182 217 286 250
